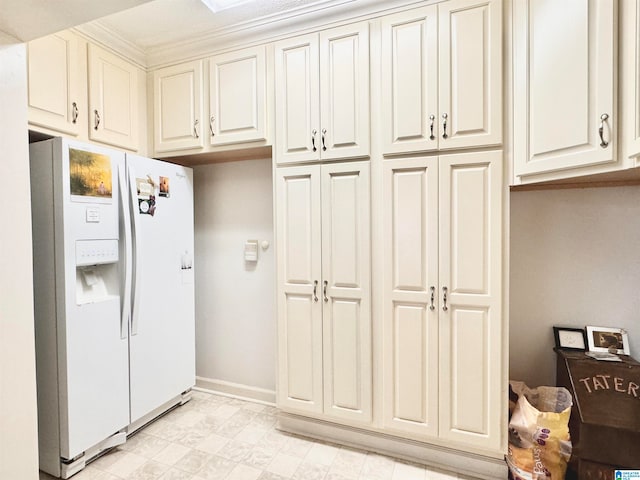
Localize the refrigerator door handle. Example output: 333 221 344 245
127 163 143 336
118 164 132 340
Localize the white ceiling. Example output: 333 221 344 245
0 0 155 41
94 0 336 51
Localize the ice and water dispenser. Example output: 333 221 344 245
75 238 119 304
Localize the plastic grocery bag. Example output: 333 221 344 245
506 381 573 480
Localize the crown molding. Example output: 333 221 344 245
77 0 426 70
73 21 148 68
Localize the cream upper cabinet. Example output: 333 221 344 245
209 45 267 146
275 23 370 164
381 0 502 155
513 0 616 182
153 60 204 153
621 0 640 164
27 31 81 136
276 162 371 423
88 44 139 151
382 150 503 452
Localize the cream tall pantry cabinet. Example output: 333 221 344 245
381 151 503 452
274 22 369 164
275 162 371 424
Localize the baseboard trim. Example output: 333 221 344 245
195 376 276 405
278 412 507 480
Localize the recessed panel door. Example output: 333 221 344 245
276 165 323 414
439 0 502 150
381 6 438 154
382 157 439 438
319 23 370 160
88 44 139 151
513 0 615 177
321 161 371 423
438 150 502 451
274 34 320 164
209 46 267 146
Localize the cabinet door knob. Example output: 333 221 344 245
321 128 327 152
194 119 200 138
210 116 215 136
323 280 328 302
442 286 448 311
442 113 448 139
312 129 317 152
72 102 78 124
599 113 609 148
94 110 100 130
313 280 318 302
429 114 435 140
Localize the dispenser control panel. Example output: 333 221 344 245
76 239 119 266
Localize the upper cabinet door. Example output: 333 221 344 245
438 150 502 452
209 46 267 146
621 0 640 164
274 34 321 164
438 0 502 151
513 0 616 179
381 6 438 155
319 22 370 161
153 60 204 153
27 31 81 136
88 44 139 151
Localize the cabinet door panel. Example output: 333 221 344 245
382 158 438 437
321 162 371 423
320 23 370 160
439 0 502 150
154 60 204 153
274 34 320 164
513 0 615 178
28 31 80 136
88 44 138 150
438 150 501 450
209 46 266 146
381 6 438 154
621 0 640 163
276 166 323 414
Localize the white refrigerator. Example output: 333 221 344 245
30 138 195 478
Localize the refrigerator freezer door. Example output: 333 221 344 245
126 154 195 423
31 138 131 463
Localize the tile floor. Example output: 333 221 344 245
39 390 469 480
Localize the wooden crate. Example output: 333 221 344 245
555 349 640 479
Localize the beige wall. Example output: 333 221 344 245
193 158 276 395
0 34 39 480
510 186 640 387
